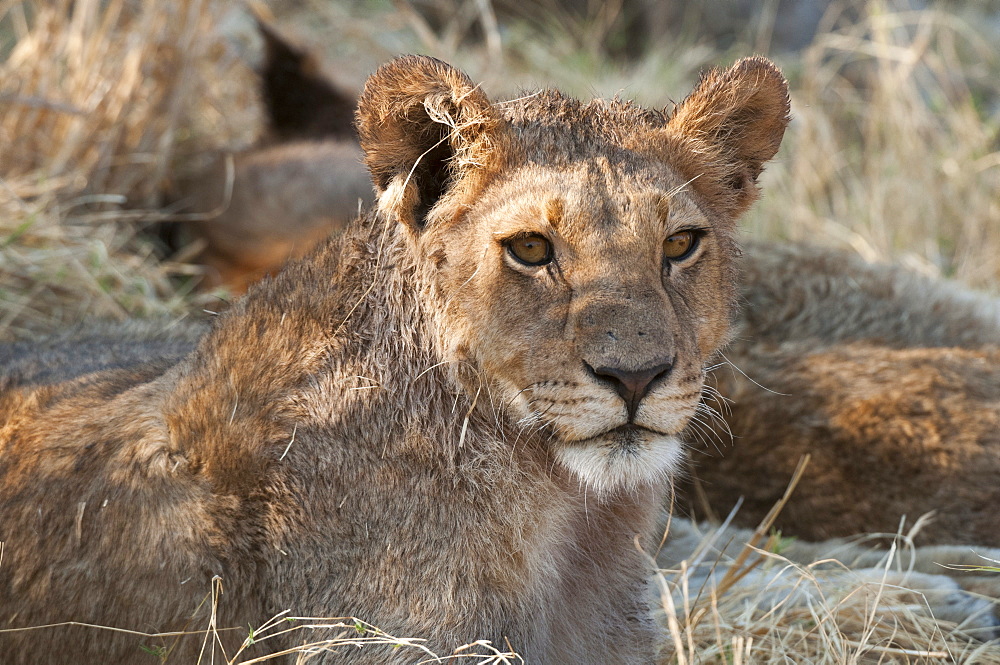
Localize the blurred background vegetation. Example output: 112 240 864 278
1 0 999 340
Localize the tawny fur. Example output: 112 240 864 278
0 56 789 663
176 140 373 291
735 241 1000 349
684 242 1000 545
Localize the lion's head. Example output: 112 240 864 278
356 56 789 494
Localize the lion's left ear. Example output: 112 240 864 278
665 56 790 217
356 55 506 231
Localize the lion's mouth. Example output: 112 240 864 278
572 424 666 451
552 425 685 493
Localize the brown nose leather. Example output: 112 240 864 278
588 359 674 420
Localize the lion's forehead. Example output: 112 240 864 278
499 89 669 152
480 161 703 236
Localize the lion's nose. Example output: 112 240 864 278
587 359 674 420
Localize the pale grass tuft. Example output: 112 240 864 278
227 615 524 665
654 471 1000 664
655 534 999 664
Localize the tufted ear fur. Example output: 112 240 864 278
666 56 790 218
355 55 504 230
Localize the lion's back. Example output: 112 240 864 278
737 241 1000 349
0 320 246 663
687 242 1000 544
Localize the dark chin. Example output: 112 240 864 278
599 425 646 452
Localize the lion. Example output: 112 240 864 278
174 139 372 292
0 54 790 662
681 242 1000 546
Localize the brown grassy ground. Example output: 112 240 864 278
2 0 999 662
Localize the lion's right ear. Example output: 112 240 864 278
356 56 503 231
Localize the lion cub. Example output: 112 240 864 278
0 56 788 662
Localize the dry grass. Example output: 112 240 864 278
654 459 1000 663
2 0 999 662
655 521 1000 664
747 4 1000 291
0 0 260 340
655 557 1000 665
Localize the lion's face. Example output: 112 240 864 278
356 55 789 494
425 161 737 493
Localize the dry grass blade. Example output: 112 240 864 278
223 615 523 664
703 454 812 607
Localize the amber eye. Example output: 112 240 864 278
663 231 699 262
506 234 553 266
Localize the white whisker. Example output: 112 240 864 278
718 353 790 396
